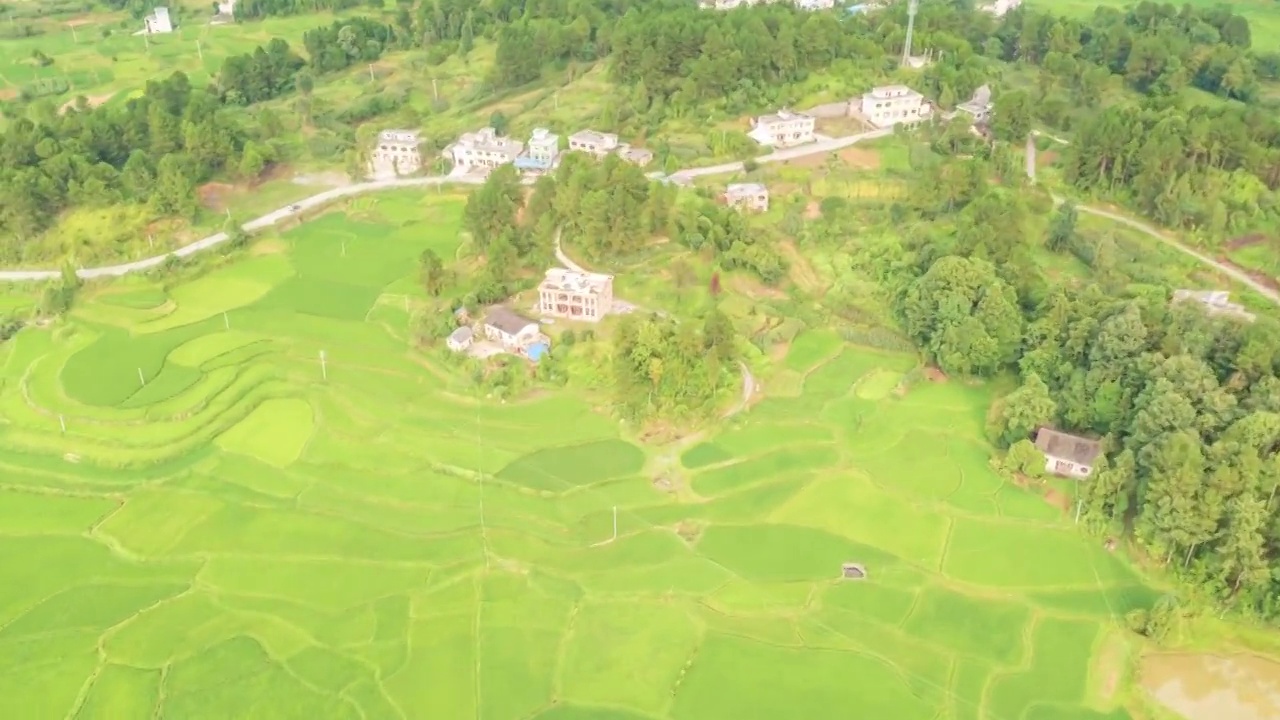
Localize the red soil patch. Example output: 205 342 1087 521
1043 486 1072 512
782 152 830 169
1036 149 1059 168
0 88 17 101
1225 233 1268 251
1216 256 1280 291
728 273 787 300
838 146 881 170
923 367 948 383
197 182 236 212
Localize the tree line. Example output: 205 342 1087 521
884 144 1280 621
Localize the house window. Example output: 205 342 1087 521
1054 460 1072 473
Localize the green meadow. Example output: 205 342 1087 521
0 190 1155 719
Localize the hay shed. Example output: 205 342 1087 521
841 563 867 580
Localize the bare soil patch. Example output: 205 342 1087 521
66 17 98 27
729 273 787 300
197 182 236 212
1226 233 1268 251
777 240 824 294
781 152 829 169
838 146 881 170
675 521 702 543
923 367 948 383
0 88 18 101
804 201 821 220
59 93 113 114
1037 149 1059 168
1043 486 1072 512
1218 257 1280 291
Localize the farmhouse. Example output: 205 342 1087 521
144 6 174 34
981 0 1022 16
446 326 473 352
794 0 835 9
483 307 544 353
1034 428 1102 479
748 109 816 147
956 85 993 124
1173 289 1256 323
515 128 560 173
538 268 614 322
859 85 932 128
723 183 770 213
445 127 523 171
568 130 620 157
369 130 422 178
617 146 654 167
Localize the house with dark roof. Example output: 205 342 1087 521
1035 428 1102 478
482 307 542 351
446 326 473 352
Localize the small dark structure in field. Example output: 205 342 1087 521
841 563 867 580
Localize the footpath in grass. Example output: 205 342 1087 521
0 192 1153 719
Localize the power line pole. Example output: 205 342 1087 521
612 506 618 542
196 40 203 61
368 63 375 82
431 77 438 101
319 350 327 380
137 368 146 386
901 0 918 68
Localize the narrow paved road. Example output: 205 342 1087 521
5 124 1265 312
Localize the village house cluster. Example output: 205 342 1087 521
699 0 834 10
443 126 653 176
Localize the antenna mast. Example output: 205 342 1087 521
902 0 919 67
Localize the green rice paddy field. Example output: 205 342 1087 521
0 191 1156 719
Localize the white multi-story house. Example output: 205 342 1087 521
955 85 993 124
369 130 423 178
515 128 560 173
981 0 1022 16
748 109 816 147
144 6 173 34
859 85 932 128
1034 428 1101 479
568 130 620 157
538 268 614 322
445 127 523 171
723 183 769 213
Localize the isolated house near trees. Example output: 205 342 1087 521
1035 428 1102 478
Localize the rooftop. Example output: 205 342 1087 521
866 84 922 99
570 129 619 145
529 128 558 144
757 108 813 125
1035 428 1102 466
725 183 768 198
484 306 538 335
448 326 473 343
379 129 420 143
541 268 613 294
958 84 992 111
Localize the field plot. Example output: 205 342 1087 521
0 192 1151 719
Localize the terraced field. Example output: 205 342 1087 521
0 193 1154 719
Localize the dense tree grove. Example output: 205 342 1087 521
236 0 362 20
0 72 266 250
612 309 736 419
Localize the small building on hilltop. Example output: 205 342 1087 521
981 0 1022 16
617 146 654 167
446 326 474 352
1173 289 1256 323
859 85 931 129
956 85 993 124
723 183 770 213
369 130 423 178
1035 428 1102 479
568 129 620 157
144 6 174 34
538 268 614 322
749 109 816 147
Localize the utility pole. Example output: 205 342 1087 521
144 32 150 53
319 350 327 380
223 311 230 330
59 415 66 434
901 0 918 68
137 368 146 386
612 506 618 542
196 40 203 61
368 63 375 82
431 77 438 101
70 24 78 43
1074 498 1083 524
